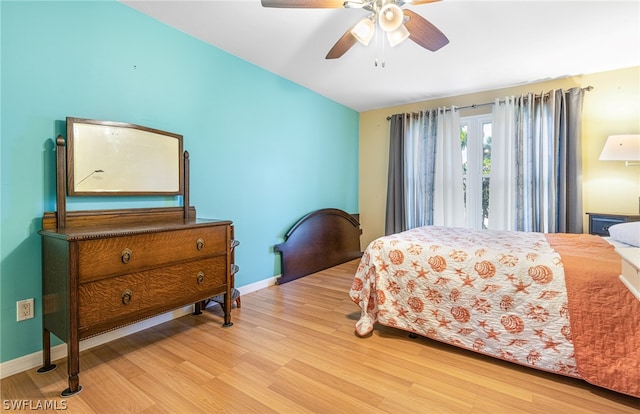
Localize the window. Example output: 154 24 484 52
460 115 492 229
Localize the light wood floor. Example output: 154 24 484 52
2 260 638 413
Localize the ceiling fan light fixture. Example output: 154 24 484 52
386 24 410 47
351 17 375 45
261 0 450 61
378 3 403 32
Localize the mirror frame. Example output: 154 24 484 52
66 117 184 196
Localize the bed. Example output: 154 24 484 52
349 225 640 398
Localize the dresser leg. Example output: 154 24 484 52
193 301 203 315
37 328 57 374
222 295 233 327
61 375 83 397
61 339 82 397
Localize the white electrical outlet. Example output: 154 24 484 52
17 298 34 321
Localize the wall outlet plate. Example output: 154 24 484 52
17 298 34 321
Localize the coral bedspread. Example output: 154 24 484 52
349 226 639 397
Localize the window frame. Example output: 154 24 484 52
460 114 492 229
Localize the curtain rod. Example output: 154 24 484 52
386 86 593 120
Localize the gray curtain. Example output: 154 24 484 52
385 114 405 235
385 111 440 235
556 87 584 233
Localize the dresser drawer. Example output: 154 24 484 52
78 256 227 335
78 225 227 282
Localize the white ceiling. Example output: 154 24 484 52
121 0 640 112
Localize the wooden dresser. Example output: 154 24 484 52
38 118 234 397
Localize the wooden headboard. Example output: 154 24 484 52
274 208 362 284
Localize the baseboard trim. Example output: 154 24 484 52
0 276 278 379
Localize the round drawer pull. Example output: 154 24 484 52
121 289 132 305
121 248 132 264
196 271 205 284
196 238 205 251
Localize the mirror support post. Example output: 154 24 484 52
56 135 67 229
183 151 190 220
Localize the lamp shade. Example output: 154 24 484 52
378 4 404 32
386 24 410 47
599 135 640 161
351 18 375 46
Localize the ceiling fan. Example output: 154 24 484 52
261 0 449 59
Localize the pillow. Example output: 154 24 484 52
608 221 640 247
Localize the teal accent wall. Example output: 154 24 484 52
0 1 359 363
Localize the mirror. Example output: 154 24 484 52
66 117 183 196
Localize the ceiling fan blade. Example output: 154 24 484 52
406 0 442 5
261 0 346 8
403 9 449 52
325 27 358 59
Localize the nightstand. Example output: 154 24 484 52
586 212 640 236
616 247 640 301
